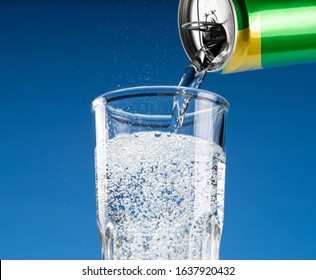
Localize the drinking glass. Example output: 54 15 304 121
92 86 229 260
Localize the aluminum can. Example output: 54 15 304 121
178 0 316 73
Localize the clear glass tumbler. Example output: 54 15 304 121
92 86 229 260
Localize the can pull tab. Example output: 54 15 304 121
178 0 236 72
181 21 228 71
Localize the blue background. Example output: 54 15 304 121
1 0 316 260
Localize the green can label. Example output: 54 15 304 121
222 0 316 73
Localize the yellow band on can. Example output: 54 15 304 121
222 14 262 74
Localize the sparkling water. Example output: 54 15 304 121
95 131 226 259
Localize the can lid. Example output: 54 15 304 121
178 0 237 72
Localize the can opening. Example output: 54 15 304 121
178 0 237 72
184 22 228 71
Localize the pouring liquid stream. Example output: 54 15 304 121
169 60 207 134
169 22 228 133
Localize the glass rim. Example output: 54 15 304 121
91 86 229 112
